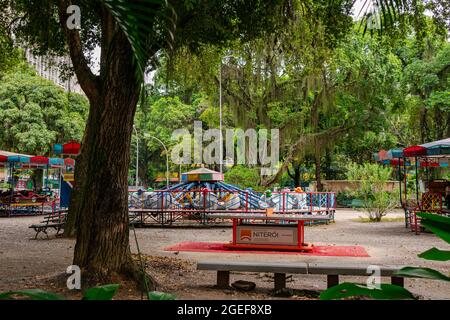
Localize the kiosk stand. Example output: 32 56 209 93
205 212 331 251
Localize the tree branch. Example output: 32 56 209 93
286 165 295 180
261 125 349 186
213 75 253 111
57 0 100 101
100 5 115 76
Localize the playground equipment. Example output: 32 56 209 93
375 138 450 234
51 142 79 208
0 153 60 216
128 168 336 227
0 189 50 204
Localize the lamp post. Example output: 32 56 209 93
219 60 223 174
143 133 169 188
219 54 234 173
133 125 139 188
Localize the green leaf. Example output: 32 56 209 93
102 0 175 81
357 0 407 35
319 282 415 300
416 212 450 226
394 267 450 281
0 289 65 300
82 284 120 300
418 247 450 261
415 212 450 244
147 291 176 300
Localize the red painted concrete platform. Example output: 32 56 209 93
164 242 369 257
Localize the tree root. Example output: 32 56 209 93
77 260 157 295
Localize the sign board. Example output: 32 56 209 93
236 225 298 246
64 173 74 182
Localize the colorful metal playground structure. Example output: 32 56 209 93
128 168 336 228
375 137 450 234
0 142 79 217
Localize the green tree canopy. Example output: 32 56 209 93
0 66 88 154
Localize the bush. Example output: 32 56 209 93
346 162 397 222
224 166 263 190
336 191 356 206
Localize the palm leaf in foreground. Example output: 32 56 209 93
102 0 176 80
394 267 450 281
353 0 409 34
320 282 415 300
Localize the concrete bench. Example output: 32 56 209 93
307 263 404 288
197 261 405 291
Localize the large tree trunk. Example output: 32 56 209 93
63 28 152 286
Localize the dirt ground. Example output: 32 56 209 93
0 208 449 300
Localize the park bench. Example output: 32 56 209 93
29 210 68 239
197 261 407 291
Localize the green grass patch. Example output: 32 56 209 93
352 216 405 223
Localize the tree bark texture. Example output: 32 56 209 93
72 32 141 281
57 2 151 284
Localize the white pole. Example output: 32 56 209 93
134 126 139 188
145 134 169 188
165 153 169 188
219 60 223 173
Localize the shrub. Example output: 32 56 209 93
224 166 263 190
346 162 397 222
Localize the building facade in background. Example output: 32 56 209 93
24 49 84 95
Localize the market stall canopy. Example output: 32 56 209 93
63 141 80 155
374 149 403 161
53 141 81 155
53 144 63 154
30 156 49 165
372 152 379 161
0 150 33 158
387 149 404 159
420 161 440 167
403 145 427 157
378 150 389 161
7 155 30 163
49 158 64 166
64 158 75 166
381 158 411 166
439 158 449 167
404 138 450 157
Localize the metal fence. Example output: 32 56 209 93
129 189 336 226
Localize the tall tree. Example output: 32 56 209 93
3 0 288 286
3 0 444 287
0 66 88 154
